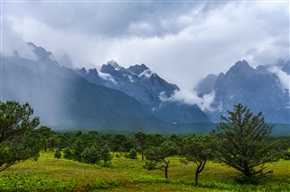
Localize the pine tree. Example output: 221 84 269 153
101 145 112 167
215 103 277 183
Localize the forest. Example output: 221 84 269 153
0 101 289 191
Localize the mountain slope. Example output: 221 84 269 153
1 44 169 131
195 60 290 123
77 60 209 123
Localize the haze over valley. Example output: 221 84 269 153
1 1 289 133
1 42 289 134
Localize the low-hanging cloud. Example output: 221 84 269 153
2 1 289 89
268 66 290 93
1 19 38 61
160 89 216 112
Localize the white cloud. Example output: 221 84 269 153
268 66 290 92
160 89 216 112
2 1 289 89
1 19 38 61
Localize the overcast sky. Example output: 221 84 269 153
1 0 289 90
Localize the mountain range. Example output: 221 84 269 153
1 43 289 133
195 60 290 123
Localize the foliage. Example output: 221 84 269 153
81 146 102 164
35 126 55 152
144 140 178 179
134 132 148 160
280 151 290 160
110 133 133 152
0 101 41 172
1 145 289 192
63 147 73 160
54 149 62 159
101 145 113 167
125 148 138 159
72 138 86 161
215 103 278 184
182 134 215 184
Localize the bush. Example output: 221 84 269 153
124 148 138 159
81 146 101 164
281 151 290 160
63 148 73 159
101 145 112 167
54 149 62 159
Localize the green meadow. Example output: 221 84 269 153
0 151 289 192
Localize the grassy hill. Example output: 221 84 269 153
0 151 289 191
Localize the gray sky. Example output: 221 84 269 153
2 0 289 90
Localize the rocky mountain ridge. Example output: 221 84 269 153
195 60 289 123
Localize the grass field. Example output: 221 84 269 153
0 151 289 191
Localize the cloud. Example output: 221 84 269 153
160 89 216 112
1 19 38 61
3 2 202 38
268 66 290 93
2 1 289 89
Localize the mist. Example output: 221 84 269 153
2 1 288 90
1 44 73 127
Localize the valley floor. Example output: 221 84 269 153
0 151 289 192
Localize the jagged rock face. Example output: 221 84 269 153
128 64 149 75
2 43 210 130
81 61 208 124
195 74 218 95
2 44 164 129
195 60 290 123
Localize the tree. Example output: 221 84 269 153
101 145 112 167
110 133 129 152
0 101 41 171
215 103 277 184
144 140 178 179
54 149 62 159
81 146 102 164
63 147 73 160
72 138 86 161
35 126 55 151
182 134 215 185
134 132 147 160
169 133 183 147
147 133 166 147
125 148 138 159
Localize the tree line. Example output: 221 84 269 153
0 101 289 185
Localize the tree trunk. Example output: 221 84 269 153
195 170 199 185
165 166 168 179
164 160 170 179
195 160 207 185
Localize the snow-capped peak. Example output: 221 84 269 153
107 60 120 69
138 69 154 79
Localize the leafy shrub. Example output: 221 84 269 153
81 146 101 164
54 149 62 159
101 145 112 167
63 148 73 159
124 148 138 159
281 151 290 160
